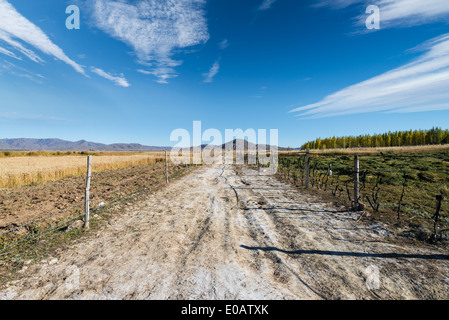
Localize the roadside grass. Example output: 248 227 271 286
275 148 449 242
279 144 449 157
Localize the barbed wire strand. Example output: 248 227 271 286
0 215 84 267
0 164 188 237
0 212 85 255
0 165 192 258
286 151 448 158
0 175 87 201
0 160 167 201
0 199 85 238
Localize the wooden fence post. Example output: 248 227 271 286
305 149 310 189
256 150 260 170
433 195 444 240
84 155 92 230
165 151 169 184
354 155 360 211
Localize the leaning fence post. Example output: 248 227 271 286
84 155 92 230
354 155 360 211
305 149 310 189
165 151 169 183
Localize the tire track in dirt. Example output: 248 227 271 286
2 163 449 300
227 171 326 299
234 177 353 299
230 166 449 299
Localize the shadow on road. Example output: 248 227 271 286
240 245 449 261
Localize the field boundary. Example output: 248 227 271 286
273 149 448 242
0 156 199 281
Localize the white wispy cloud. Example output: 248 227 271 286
0 45 22 60
370 0 449 27
0 59 45 83
0 0 86 75
218 39 230 50
0 112 65 121
0 30 43 63
137 68 178 84
313 0 362 9
203 60 220 83
258 0 277 11
290 34 449 118
91 67 130 87
252 86 268 99
315 0 449 27
90 0 209 84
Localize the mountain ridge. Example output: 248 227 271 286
0 138 293 151
0 138 169 151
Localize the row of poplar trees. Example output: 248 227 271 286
300 127 449 150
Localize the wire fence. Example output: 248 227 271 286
0 157 198 274
275 149 449 242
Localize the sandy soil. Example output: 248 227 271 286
1 163 449 300
0 162 181 230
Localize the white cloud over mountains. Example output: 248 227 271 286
290 34 449 118
90 0 209 83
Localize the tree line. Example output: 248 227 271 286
300 127 449 150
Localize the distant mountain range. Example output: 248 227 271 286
0 138 294 152
0 138 170 152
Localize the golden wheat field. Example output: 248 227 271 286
0 152 167 188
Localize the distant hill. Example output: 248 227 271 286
188 139 290 151
0 138 170 152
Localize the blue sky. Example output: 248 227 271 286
1 0 449 148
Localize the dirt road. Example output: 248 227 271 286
2 164 449 300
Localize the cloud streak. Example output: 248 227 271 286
258 0 277 11
0 112 65 121
290 34 449 118
137 68 178 84
218 39 230 50
0 0 86 75
0 46 22 60
0 59 45 83
90 0 209 83
313 0 362 9
203 60 220 83
315 0 449 28
91 67 130 87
